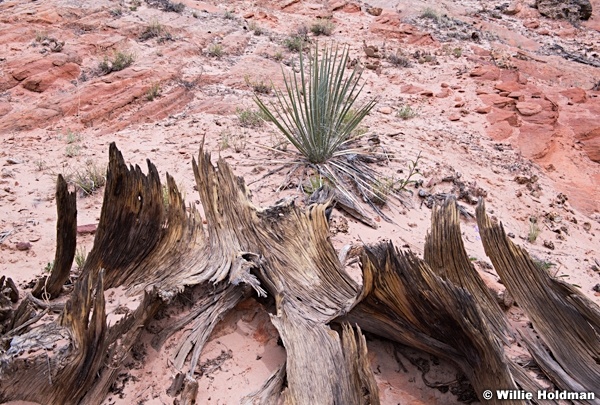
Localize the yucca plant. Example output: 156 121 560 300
254 44 411 222
255 45 375 164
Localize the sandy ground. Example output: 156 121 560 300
1 0 600 403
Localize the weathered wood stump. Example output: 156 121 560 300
1 143 598 404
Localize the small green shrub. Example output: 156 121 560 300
109 8 123 17
35 31 49 43
532 257 555 271
415 51 437 64
310 20 335 36
392 153 421 192
44 261 54 273
245 76 271 94
146 83 162 101
75 247 87 269
388 53 411 67
220 129 247 153
63 130 81 157
253 82 271 94
372 178 394 206
528 218 540 243
140 21 165 41
220 131 230 150
72 161 107 196
237 108 264 128
302 174 325 195
297 25 309 38
359 155 421 203
34 158 46 171
65 145 80 158
224 10 235 19
99 51 135 74
65 130 80 144
113 51 135 70
397 105 417 120
284 35 307 52
207 43 224 58
248 21 265 36
420 7 440 21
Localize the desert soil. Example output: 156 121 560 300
1 0 600 403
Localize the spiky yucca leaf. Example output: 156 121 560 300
255 45 376 164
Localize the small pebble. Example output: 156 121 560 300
16 242 32 251
6 158 22 165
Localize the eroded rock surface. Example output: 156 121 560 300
536 0 593 20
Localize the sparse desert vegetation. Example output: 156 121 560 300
310 19 335 36
245 75 271 94
396 104 417 120
98 50 135 74
388 52 412 67
283 34 306 52
236 107 265 128
207 43 224 58
146 83 162 101
139 21 166 41
248 20 265 36
420 7 441 21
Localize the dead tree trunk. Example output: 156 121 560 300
476 201 600 399
1 143 599 405
340 241 522 404
31 174 77 299
424 198 512 341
